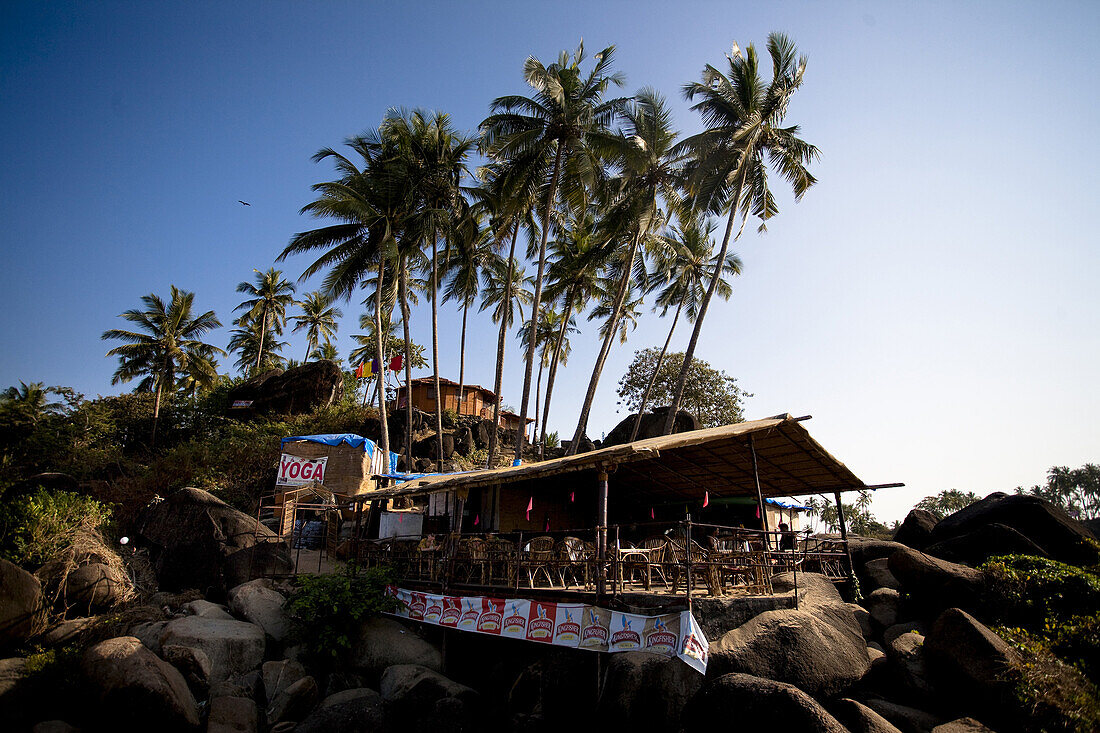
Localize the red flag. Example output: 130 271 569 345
355 362 365 379
650 507 655 519
473 514 480 526
755 504 761 519
544 517 550 532
389 354 403 371
703 491 709 508
526 497 533 521
569 491 574 503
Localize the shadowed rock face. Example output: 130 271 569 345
602 408 699 447
226 360 343 417
892 509 938 550
682 673 848 733
928 492 1098 566
0 559 46 649
137 487 289 593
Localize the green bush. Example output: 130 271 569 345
285 565 397 669
982 555 1100 681
0 488 113 568
441 408 459 428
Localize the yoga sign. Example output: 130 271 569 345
276 453 327 486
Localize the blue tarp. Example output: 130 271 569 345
281 433 372 451
281 433 400 473
767 498 809 511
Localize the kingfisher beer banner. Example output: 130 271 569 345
276 453 327 487
387 587 708 674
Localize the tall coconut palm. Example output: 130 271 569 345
386 110 474 471
661 34 818 434
518 307 578 453
567 89 685 454
482 41 629 461
629 213 743 440
442 208 493 412
102 286 224 446
234 268 296 374
278 130 410 471
2 381 63 423
228 315 288 375
537 204 606 454
309 342 340 363
292 291 344 362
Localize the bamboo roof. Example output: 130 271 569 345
358 415 883 503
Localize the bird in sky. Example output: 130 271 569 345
238 200 251 206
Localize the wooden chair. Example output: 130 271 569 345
486 536 516 587
557 536 591 589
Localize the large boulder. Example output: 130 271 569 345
456 426 476 456
228 579 290 643
931 718 996 733
63 562 130 613
266 674 318 725
887 548 984 615
294 688 384 733
0 559 46 649
182 599 235 620
595 651 703 733
863 558 901 591
886 631 934 700
162 643 212 696
263 659 307 710
351 616 441 684
159 616 265 686
923 608 1021 711
379 664 479 731
682 673 848 733
709 607 870 698
81 636 200 732
136 487 290 593
892 510 939 550
224 542 294 589
831 698 905 733
508 651 597 726
924 523 1049 566
226 360 343 417
862 698 945 733
207 695 259 733
602 407 699 447
867 588 901 630
928 492 1098 565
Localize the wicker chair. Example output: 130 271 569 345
641 536 671 588
486 536 516 587
557 536 592 589
523 536 557 587
667 538 717 595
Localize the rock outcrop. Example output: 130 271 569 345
682 673 848 733
596 651 703 733
81 636 200 732
0 559 46 649
226 360 343 417
137 487 290 593
351 617 441 684
159 616 265 686
602 407 699 446
892 509 938 551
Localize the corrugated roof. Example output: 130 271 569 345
357 415 872 502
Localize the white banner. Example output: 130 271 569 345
276 453 327 486
387 587 709 674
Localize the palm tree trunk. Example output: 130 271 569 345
373 259 391 472
457 302 468 416
400 258 414 470
255 309 267 374
629 300 683 441
151 378 162 449
567 235 639 454
486 222 519 468
303 337 311 363
661 180 745 435
538 285 577 455
431 227 444 472
533 354 545 452
515 145 564 462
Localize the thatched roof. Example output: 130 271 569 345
359 415 892 503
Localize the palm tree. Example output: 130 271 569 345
482 41 629 461
519 308 578 454
537 205 605 454
2 381 62 423
385 110 474 471
442 208 493 412
234 268 296 374
661 34 818 434
228 315 288 375
102 286 224 446
309 342 340 363
278 126 415 472
567 89 685 454
629 213 743 440
292 291 343 362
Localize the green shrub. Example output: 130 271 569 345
982 555 1100 681
441 408 459 428
994 625 1100 733
285 565 397 669
0 488 113 568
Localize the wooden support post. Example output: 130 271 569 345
749 436 772 592
352 500 363 570
596 470 609 598
833 490 861 601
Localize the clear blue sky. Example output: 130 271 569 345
2 1 1097 522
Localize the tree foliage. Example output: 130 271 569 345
914 489 981 520
616 347 748 428
1017 465 1100 520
